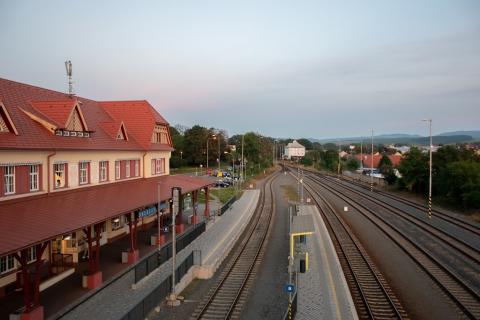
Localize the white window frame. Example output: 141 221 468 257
135 160 139 177
29 165 39 192
4 166 15 195
125 161 130 178
27 246 37 263
115 161 120 180
99 161 108 182
111 216 123 230
79 162 88 185
154 159 164 174
54 163 66 188
0 255 15 274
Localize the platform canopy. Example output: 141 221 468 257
0 175 212 256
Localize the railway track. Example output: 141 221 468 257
323 170 480 237
190 171 278 320
302 179 408 319
298 170 480 319
313 173 480 264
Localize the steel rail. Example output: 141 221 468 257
192 171 278 320
302 172 480 319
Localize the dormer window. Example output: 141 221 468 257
66 107 86 131
0 115 8 132
152 124 169 144
116 122 128 140
0 101 19 135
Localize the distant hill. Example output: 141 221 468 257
438 130 480 139
312 134 474 145
377 133 421 138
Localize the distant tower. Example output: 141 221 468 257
64 60 74 96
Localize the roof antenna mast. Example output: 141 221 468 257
64 60 74 96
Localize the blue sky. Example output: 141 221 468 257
1 1 479 138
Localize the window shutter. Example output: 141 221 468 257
151 159 155 175
15 165 29 194
87 162 91 184
120 160 125 179
0 167 4 196
107 161 109 181
130 160 135 177
65 164 69 187
39 164 43 191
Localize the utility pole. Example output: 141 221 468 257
370 129 374 192
217 135 221 171
157 183 162 253
167 187 181 306
241 134 244 183
337 144 341 175
360 138 363 170
422 119 433 219
206 139 209 172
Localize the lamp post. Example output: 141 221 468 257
180 151 183 160
167 187 181 307
422 119 433 219
157 183 162 253
370 129 374 192
206 134 216 173
217 135 221 171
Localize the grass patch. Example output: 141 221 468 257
170 166 200 175
210 187 237 204
281 184 299 202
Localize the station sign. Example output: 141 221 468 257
138 206 156 218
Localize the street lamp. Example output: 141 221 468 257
180 151 183 160
370 129 374 192
206 134 216 173
422 119 433 219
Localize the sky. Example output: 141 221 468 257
1 1 479 139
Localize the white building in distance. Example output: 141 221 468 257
284 140 306 160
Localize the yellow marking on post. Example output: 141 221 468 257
290 231 314 257
306 251 309 272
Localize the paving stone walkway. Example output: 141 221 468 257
296 205 358 320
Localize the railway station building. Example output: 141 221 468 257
0 78 212 319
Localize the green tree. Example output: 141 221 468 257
183 125 209 166
397 147 428 192
378 155 396 185
297 138 313 150
442 161 480 208
169 126 186 168
345 157 360 171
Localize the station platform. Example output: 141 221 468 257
296 205 358 320
60 190 260 320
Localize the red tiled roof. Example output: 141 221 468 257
99 101 171 150
0 175 213 255
0 78 172 151
355 154 403 168
29 100 78 128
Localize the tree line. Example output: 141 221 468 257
169 125 275 174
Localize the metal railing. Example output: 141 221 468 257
134 221 206 283
56 221 205 319
220 195 237 215
122 251 197 320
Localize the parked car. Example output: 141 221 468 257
215 180 228 188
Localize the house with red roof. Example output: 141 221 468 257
0 78 212 319
355 153 403 169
